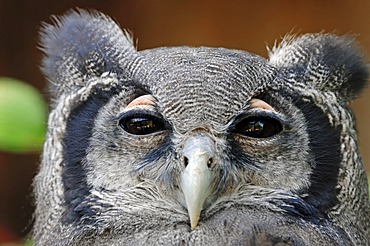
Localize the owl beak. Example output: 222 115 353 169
180 135 214 229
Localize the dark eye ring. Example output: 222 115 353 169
234 115 283 138
118 113 166 135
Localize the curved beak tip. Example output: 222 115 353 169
190 216 200 229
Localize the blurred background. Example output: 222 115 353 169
0 0 369 244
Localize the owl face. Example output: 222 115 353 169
35 10 369 245
62 46 331 229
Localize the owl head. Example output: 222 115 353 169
33 10 369 245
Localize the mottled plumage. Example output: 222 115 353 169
33 10 370 245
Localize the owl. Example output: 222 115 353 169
33 10 370 245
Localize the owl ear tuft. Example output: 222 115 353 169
40 9 137 98
269 34 369 102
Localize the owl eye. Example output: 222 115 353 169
118 113 165 135
234 116 283 138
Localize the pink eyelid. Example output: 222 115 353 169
126 95 157 109
249 98 275 111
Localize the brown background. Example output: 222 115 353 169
0 0 369 242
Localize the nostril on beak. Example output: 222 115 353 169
184 156 189 168
183 156 213 169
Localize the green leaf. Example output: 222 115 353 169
0 77 47 153
24 238 33 246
